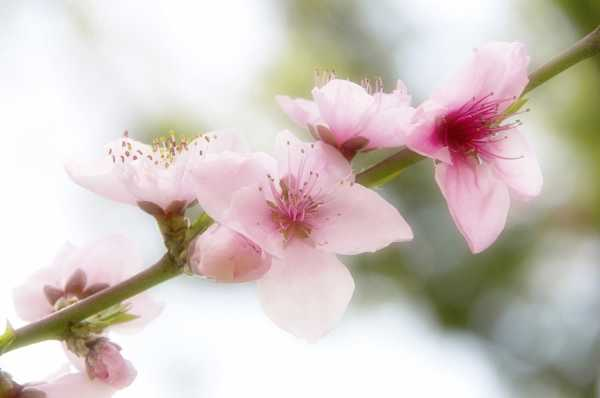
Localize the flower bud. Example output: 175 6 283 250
188 224 271 283
85 339 136 389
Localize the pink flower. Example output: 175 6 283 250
277 78 414 159
66 131 243 215
26 372 116 398
13 235 162 332
188 224 271 283
85 339 136 389
405 42 543 253
188 131 413 339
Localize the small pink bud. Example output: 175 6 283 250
189 224 271 283
85 339 136 389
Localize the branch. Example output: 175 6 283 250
356 149 423 187
524 25 600 94
4 254 181 354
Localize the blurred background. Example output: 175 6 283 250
0 1 599 397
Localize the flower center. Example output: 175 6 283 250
44 269 110 312
263 142 328 243
266 172 323 242
108 130 215 168
437 93 525 160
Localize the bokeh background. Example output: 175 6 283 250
1 1 599 397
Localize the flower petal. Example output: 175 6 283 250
257 241 354 341
486 130 543 200
13 243 78 321
65 154 137 206
34 373 116 398
311 183 413 255
187 151 276 223
74 235 142 287
405 100 452 163
432 41 530 112
274 130 352 190
312 79 374 144
276 95 322 127
189 224 271 283
225 185 284 258
435 158 510 253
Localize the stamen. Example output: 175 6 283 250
437 94 526 162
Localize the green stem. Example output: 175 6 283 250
4 255 181 354
524 25 600 94
357 25 600 187
356 150 423 187
185 212 213 244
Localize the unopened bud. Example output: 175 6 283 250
188 225 271 283
85 338 136 389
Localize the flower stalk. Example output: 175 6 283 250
3 24 599 356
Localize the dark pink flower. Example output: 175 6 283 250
406 42 543 253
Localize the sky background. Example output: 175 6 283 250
0 1 599 397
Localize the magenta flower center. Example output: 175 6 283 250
437 93 523 160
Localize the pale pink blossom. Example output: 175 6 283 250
277 78 414 159
188 131 413 339
85 339 136 389
188 224 271 283
66 131 243 215
26 372 116 398
13 235 162 332
406 42 543 253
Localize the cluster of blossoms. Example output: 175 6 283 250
4 41 542 396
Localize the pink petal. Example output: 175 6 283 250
34 373 116 398
74 235 142 287
13 243 78 321
360 103 414 149
13 237 162 331
376 80 412 108
187 151 276 223
225 185 284 258
190 130 248 155
274 130 352 190
405 100 453 163
312 79 375 144
432 42 530 112
486 130 543 200
189 224 271 283
67 133 246 211
257 241 354 340
435 159 510 253
65 155 137 205
276 95 322 127
311 183 413 255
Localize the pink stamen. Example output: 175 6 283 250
437 94 524 161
